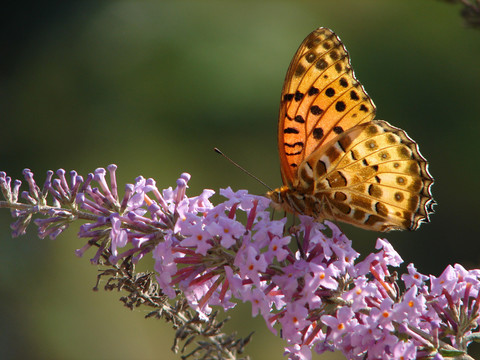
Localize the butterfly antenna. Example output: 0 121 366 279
213 147 273 191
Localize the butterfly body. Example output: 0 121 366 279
267 28 434 232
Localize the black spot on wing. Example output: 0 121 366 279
335 101 346 112
294 115 305 123
305 53 316 63
295 64 306 77
295 91 304 102
284 141 304 156
310 106 323 115
316 59 328 70
325 88 335 97
308 87 320 96
285 142 304 148
313 128 324 139
330 50 339 60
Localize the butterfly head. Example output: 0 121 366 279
266 185 314 217
266 186 292 212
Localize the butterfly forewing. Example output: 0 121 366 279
269 27 435 232
279 28 376 186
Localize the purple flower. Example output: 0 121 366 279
375 238 403 267
391 339 417 359
279 301 311 344
402 263 429 288
272 261 309 299
264 232 291 263
153 235 180 298
370 297 395 330
180 221 213 255
430 265 458 296
284 344 313 360
321 307 356 343
395 285 426 322
244 287 270 317
206 216 245 249
305 263 339 291
236 245 268 287
109 214 128 259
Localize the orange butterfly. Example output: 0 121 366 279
267 28 434 232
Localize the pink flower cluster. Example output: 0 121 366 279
1 166 479 360
153 178 480 360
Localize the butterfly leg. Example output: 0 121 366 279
323 196 343 230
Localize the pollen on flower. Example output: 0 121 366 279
382 311 390 318
345 256 350 262
249 264 254 271
197 234 203 240
272 245 278 251
408 300 414 307
356 288 362 295
414 274 420 279
337 323 345 330
319 273 326 280
224 228 230 234
292 316 299 324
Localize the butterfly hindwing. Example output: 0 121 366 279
294 120 434 231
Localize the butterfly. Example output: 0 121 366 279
266 27 434 232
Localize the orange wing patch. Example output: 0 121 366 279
278 28 376 186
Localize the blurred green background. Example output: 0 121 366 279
1 1 480 359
